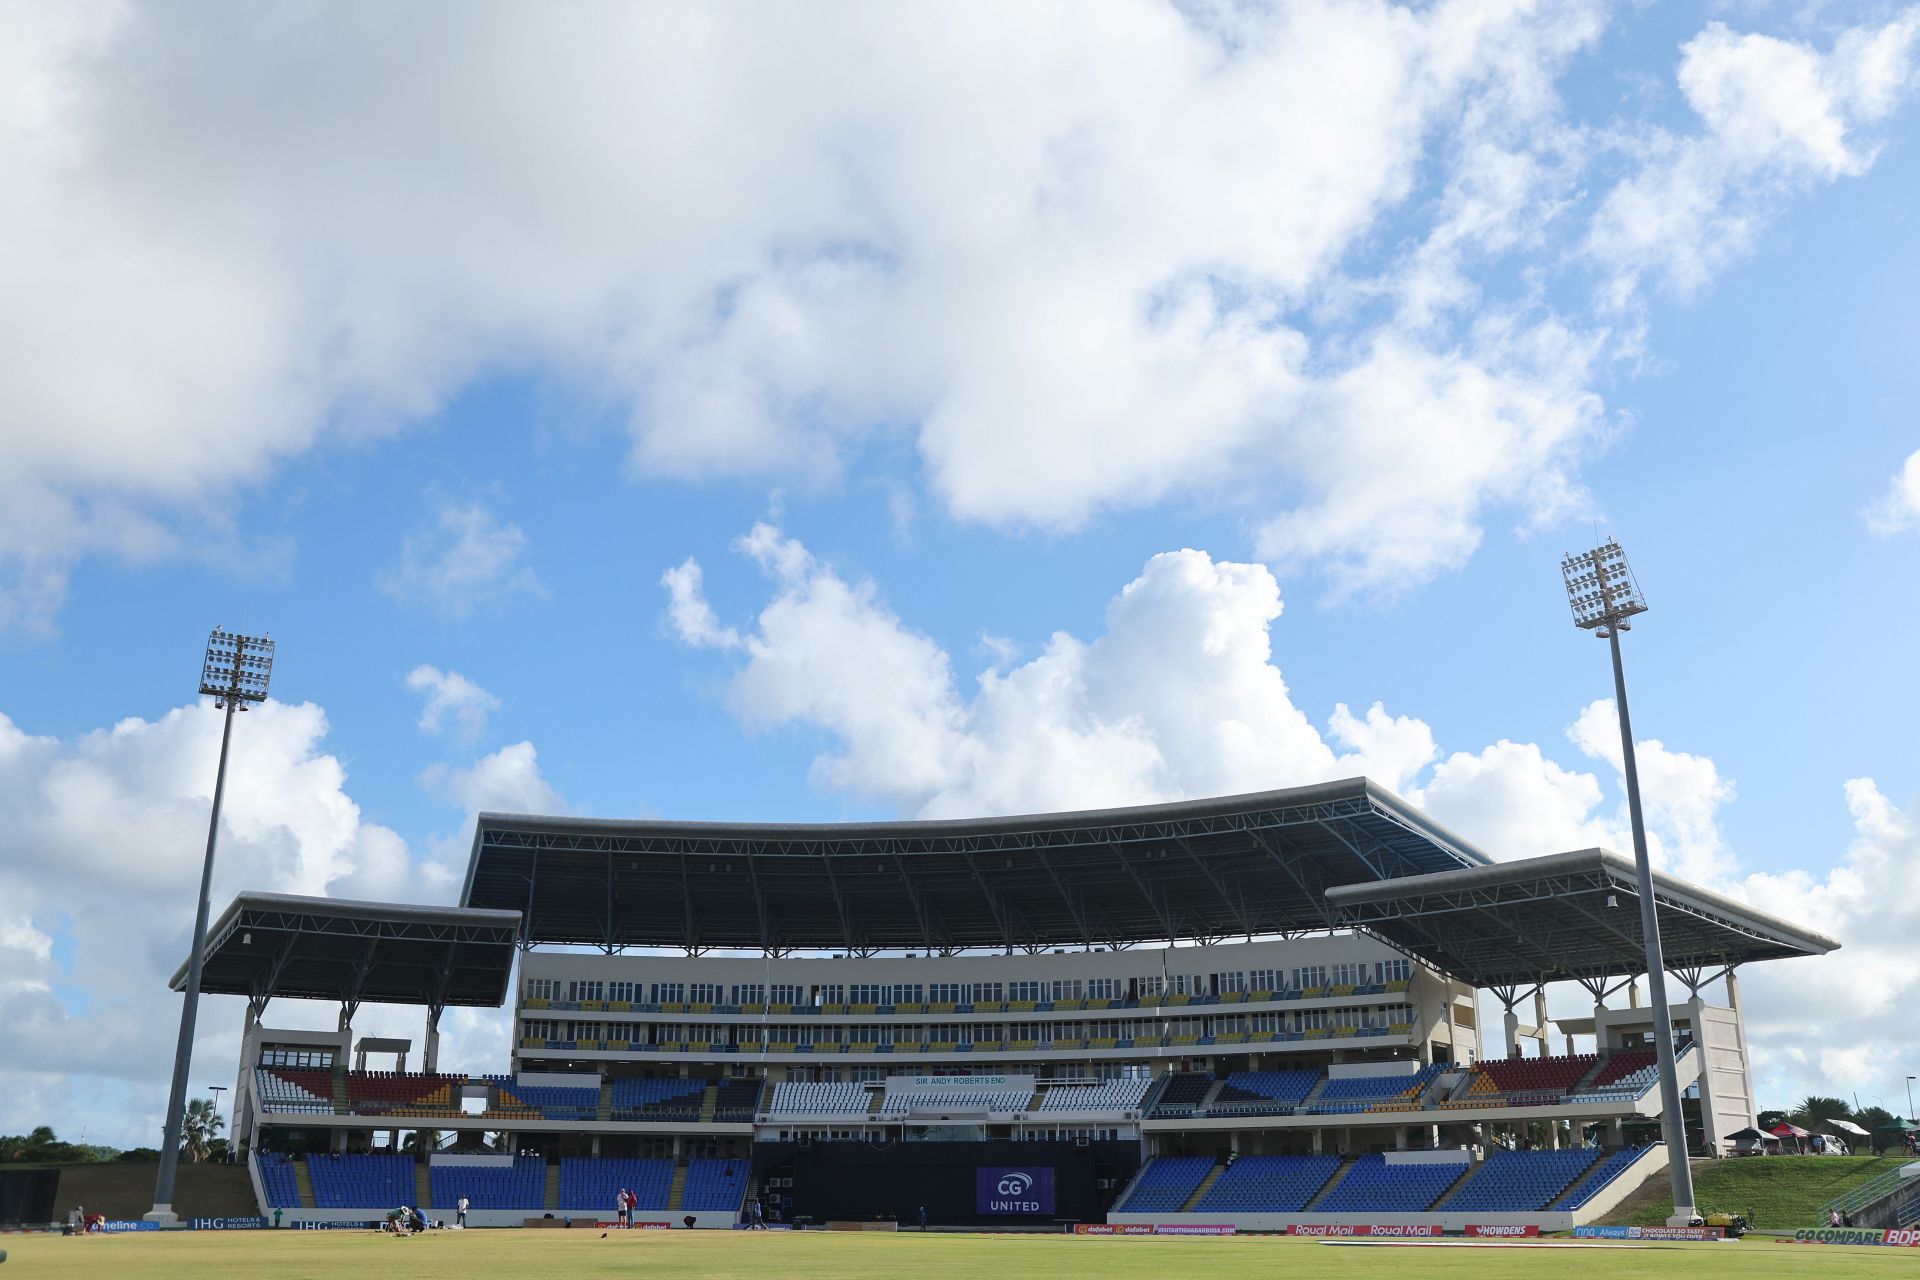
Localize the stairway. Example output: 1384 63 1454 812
332 1066 350 1116
667 1162 689 1211
1297 1076 1331 1109
1302 1157 1356 1210
544 1161 562 1211
700 1084 719 1123
1571 1058 1609 1092
414 1160 432 1211
598 1075 614 1122
1180 1163 1227 1211
1196 1080 1228 1112
1429 1161 1478 1210
1547 1154 1613 1210
293 1159 317 1208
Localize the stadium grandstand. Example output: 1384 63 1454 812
177 778 1836 1230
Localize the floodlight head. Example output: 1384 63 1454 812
200 629 274 709
1561 538 1647 635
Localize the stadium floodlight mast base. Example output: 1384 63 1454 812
146 630 274 1226
1561 539 1698 1227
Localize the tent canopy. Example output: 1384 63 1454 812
1771 1122 1812 1138
1825 1119 1871 1137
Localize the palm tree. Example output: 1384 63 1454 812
1791 1096 1852 1127
181 1098 224 1163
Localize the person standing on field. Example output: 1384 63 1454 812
456 1194 468 1228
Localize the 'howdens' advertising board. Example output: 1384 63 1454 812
976 1167 1055 1215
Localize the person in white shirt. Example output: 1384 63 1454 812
456 1195 469 1228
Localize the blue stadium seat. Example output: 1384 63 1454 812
1193 1154 1341 1212
306 1152 415 1209
427 1155 547 1210
558 1156 675 1213
682 1157 750 1211
1314 1154 1461 1213
1441 1148 1602 1212
1118 1155 1214 1212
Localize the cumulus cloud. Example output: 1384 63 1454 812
664 526 1916 1105
1736 779 1920 1104
406 664 502 740
377 499 542 615
1586 10 1920 303
3 3 1909 624
1866 447 1920 534
0 700 557 1147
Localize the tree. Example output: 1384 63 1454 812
181 1097 225 1163
1792 1095 1852 1127
1756 1109 1788 1131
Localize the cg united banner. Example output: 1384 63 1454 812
976 1167 1055 1215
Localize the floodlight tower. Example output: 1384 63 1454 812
148 629 274 1225
1561 539 1695 1224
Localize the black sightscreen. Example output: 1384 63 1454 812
0 1168 59 1227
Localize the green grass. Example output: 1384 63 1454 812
5 1228 1920 1280
1620 1157 1911 1229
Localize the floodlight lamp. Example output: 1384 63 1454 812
200 629 275 709
1561 538 1647 635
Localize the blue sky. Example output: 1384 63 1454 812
2 1 1918 1145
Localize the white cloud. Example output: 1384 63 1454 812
1587 10 1920 303
1866 447 1920 534
666 525 1919 1107
0 700 559 1147
1736 778 1920 1109
405 664 502 740
378 499 542 615
661 558 742 650
5 4 1906 623
418 741 563 818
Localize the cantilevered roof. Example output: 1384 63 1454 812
172 892 522 1008
1325 848 1838 988
460 778 1494 953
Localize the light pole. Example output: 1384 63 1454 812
1561 539 1696 1225
1907 1076 1915 1123
148 630 274 1224
206 1085 228 1162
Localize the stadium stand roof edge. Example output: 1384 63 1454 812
170 891 522 1008
458 777 1500 952
1325 847 1838 987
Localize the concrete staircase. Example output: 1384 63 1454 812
1429 1161 1481 1210
1180 1163 1227 1211
667 1162 689 1211
598 1075 614 1122
1196 1080 1228 1112
293 1160 317 1208
332 1067 350 1116
1547 1153 1614 1210
699 1084 719 1123
1302 1158 1356 1210
414 1161 432 1212
1297 1076 1332 1110
544 1161 562 1211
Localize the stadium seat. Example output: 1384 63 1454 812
256 1067 335 1114
768 1081 873 1115
1035 1078 1150 1113
1118 1156 1214 1212
559 1156 675 1212
682 1157 750 1211
1193 1154 1341 1212
427 1155 547 1210
306 1152 416 1209
1209 1069 1319 1114
1314 1154 1461 1213
608 1076 707 1120
255 1152 302 1207
1147 1072 1213 1117
1441 1148 1602 1212
1555 1147 1653 1210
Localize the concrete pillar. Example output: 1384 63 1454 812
330 1128 348 1153
1394 1127 1408 1151
1503 1007 1520 1058
1534 988 1551 1057
423 1008 443 1074
1628 980 1642 1009
591 1133 602 1156
1310 1130 1323 1155
1445 989 1459 1065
